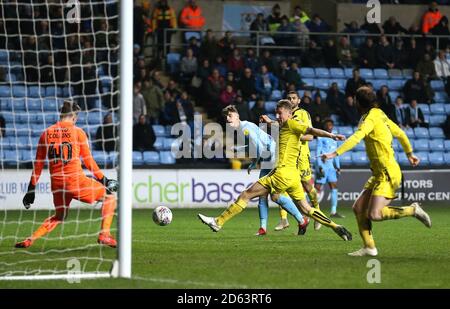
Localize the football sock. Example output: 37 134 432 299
330 189 338 214
381 206 415 220
216 197 247 227
356 212 376 249
31 215 62 240
276 195 304 224
101 195 116 234
258 197 269 230
308 208 337 229
308 186 320 210
279 207 288 220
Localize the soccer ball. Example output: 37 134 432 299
152 206 173 226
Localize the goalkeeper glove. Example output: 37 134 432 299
23 183 36 209
98 176 119 193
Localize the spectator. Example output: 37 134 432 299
204 69 225 119
243 48 259 73
417 53 438 81
275 16 296 46
430 16 450 49
200 29 219 62
403 71 431 103
326 82 346 114
133 81 146 123
133 114 156 151
213 55 227 78
359 37 377 69
225 71 237 90
311 95 331 128
234 95 251 122
300 92 314 115
180 0 205 31
286 62 305 90
433 50 450 79
218 31 236 60
0 114 5 138
290 5 310 24
186 36 201 57
337 36 357 68
255 65 279 100
302 40 324 67
197 58 212 82
152 0 177 55
162 90 178 125
220 84 237 107
340 96 359 126
250 97 266 124
342 21 365 48
405 99 428 128
306 14 331 45
345 69 366 97
407 38 422 70
249 13 273 45
266 4 287 33
361 19 382 40
177 91 195 131
424 42 437 60
376 35 395 69
382 16 408 38
142 79 164 124
291 15 310 48
393 96 408 128
259 50 277 73
422 1 442 34
227 48 245 77
237 68 257 101
96 113 117 152
276 60 290 90
180 47 198 84
165 79 182 97
377 85 393 109
392 39 409 69
323 39 339 67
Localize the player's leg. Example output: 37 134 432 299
256 169 271 235
274 207 289 231
301 167 322 231
271 194 307 235
198 181 269 232
15 189 71 248
328 169 343 218
348 189 377 256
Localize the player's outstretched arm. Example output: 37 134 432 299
23 133 47 209
385 118 419 167
306 127 345 141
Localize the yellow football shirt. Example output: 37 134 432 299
276 119 309 169
292 107 312 163
335 108 413 174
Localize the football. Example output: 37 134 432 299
152 206 173 226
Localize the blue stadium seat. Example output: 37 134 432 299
429 115 446 126
418 104 430 115
12 85 26 97
20 149 34 162
16 124 30 136
371 80 386 90
314 79 329 90
387 80 404 91
416 151 430 165
3 150 19 165
132 151 144 165
76 112 87 125
388 69 402 80
45 86 63 97
302 78 314 87
429 139 445 152
339 151 352 165
430 80 445 91
434 92 448 103
28 86 43 98
429 127 445 139
165 125 173 136
359 68 374 79
391 139 401 151
330 114 342 126
445 104 450 114
12 98 26 111
0 50 8 62
159 151 176 164
109 152 118 166
166 53 181 73
404 127 415 138
265 101 277 112
445 140 450 151
154 137 164 151
163 137 179 150
28 99 42 111
43 98 59 112
0 98 10 110
100 76 113 89
315 68 330 78
374 69 388 79
185 31 201 41
413 139 429 151
87 112 103 125
414 127 429 139
389 91 400 102
329 68 344 78
270 90 282 101
248 101 255 110
351 151 369 166
354 142 366 151
402 69 413 79
92 151 109 165
338 126 353 136
329 79 346 90
430 103 446 115
33 113 45 124
143 151 159 164
152 125 166 137
299 67 315 78
45 113 59 124
429 152 445 166
6 73 16 82
444 152 450 165
2 112 14 123
309 139 317 151
63 87 73 97
397 153 410 166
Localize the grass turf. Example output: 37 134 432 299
0 204 449 288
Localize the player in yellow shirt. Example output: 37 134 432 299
198 100 352 241
321 87 431 256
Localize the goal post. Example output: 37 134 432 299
0 0 132 281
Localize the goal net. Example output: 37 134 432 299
0 0 122 280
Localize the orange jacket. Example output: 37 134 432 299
180 5 205 29
422 10 442 34
152 7 177 30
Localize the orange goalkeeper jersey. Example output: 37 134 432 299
30 120 104 186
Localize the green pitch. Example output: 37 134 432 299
1 205 450 288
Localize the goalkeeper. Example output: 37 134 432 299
15 101 119 249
